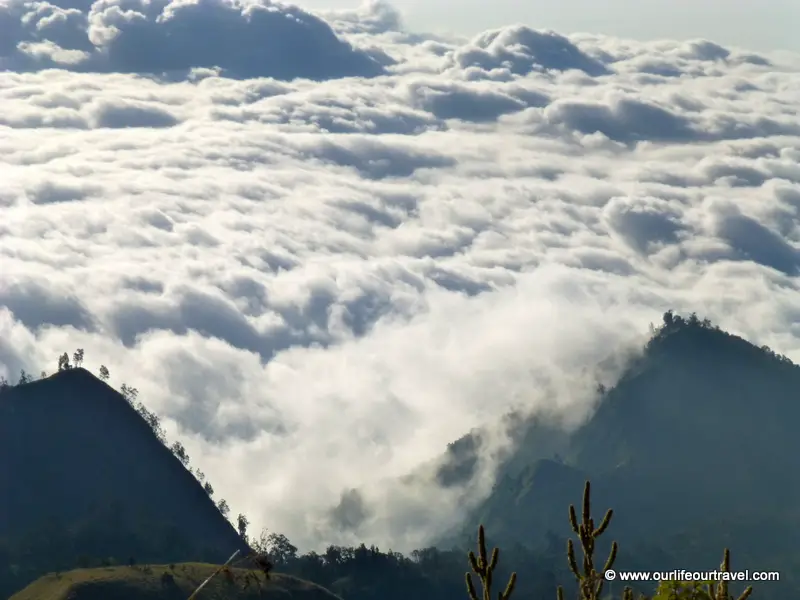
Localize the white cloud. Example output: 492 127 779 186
2 0 800 553
1 0 385 78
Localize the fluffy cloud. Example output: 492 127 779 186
2 0 800 553
449 26 610 76
0 0 385 79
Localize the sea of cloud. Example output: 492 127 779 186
2 0 800 553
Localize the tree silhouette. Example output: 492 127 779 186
169 441 190 466
265 532 298 565
465 524 516 600
136 404 166 443
556 481 618 600
120 384 138 403
237 513 249 543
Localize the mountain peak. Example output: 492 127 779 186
644 310 794 366
445 314 800 588
46 365 101 382
0 364 248 597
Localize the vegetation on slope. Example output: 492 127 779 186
465 481 754 600
0 364 248 598
11 479 756 600
0 311 787 599
9 563 340 600
439 312 797 597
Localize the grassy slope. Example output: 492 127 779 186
10 563 343 600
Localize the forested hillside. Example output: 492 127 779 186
0 312 788 600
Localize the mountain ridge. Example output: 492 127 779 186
434 313 799 596
2 313 797 599
9 563 342 600
0 366 250 598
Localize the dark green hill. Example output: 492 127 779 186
5 314 797 599
437 313 800 597
9 563 341 600
0 364 562 600
0 368 249 597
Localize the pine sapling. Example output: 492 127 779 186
706 549 753 600
557 481 621 600
466 524 517 600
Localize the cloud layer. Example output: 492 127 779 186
2 0 800 552
0 0 386 79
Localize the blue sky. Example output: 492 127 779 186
302 0 800 53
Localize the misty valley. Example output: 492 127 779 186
0 312 794 600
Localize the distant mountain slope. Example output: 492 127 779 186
0 368 249 597
9 564 341 600
436 314 800 597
